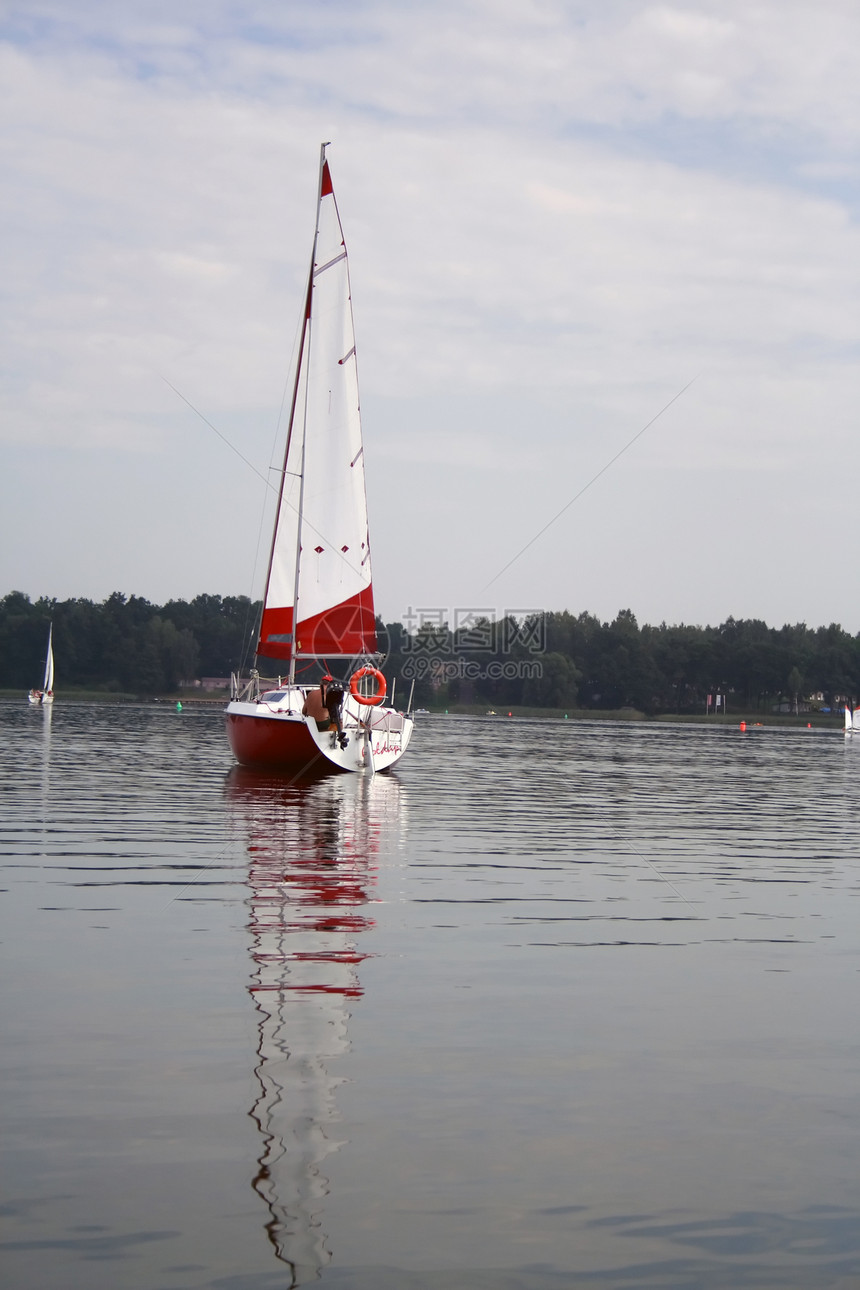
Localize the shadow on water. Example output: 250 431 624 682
225 766 403 1287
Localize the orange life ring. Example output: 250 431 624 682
349 666 387 706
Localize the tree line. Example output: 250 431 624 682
2 591 859 714
1 591 257 695
382 609 860 713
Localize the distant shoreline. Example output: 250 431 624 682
1 692 846 727
413 706 844 727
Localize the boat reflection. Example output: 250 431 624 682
225 766 404 1286
39 702 52 843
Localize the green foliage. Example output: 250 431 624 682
380 607 860 714
2 592 859 709
0 591 258 695
522 651 581 707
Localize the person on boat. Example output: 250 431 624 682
302 683 330 730
302 677 349 749
322 678 349 749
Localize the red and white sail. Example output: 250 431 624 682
226 146 414 774
258 156 376 665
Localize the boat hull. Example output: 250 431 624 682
226 689 414 774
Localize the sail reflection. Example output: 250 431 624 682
39 703 52 846
225 767 404 1286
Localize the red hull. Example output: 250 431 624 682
226 712 330 771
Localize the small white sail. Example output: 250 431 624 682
43 624 54 694
28 624 54 704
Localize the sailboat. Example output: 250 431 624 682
226 145 415 774
28 623 54 706
844 705 860 736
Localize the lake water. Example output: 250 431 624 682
2 702 860 1289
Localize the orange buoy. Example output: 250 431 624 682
349 666 387 706
739 721 746 731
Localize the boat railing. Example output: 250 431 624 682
231 671 315 703
231 670 264 702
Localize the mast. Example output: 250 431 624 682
288 143 331 685
256 144 376 670
258 144 330 682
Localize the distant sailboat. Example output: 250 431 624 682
28 624 54 706
844 705 860 736
226 145 414 773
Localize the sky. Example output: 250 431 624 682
2 0 859 634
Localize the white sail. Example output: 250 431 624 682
225 147 414 775
259 151 375 666
43 624 54 693
29 624 54 704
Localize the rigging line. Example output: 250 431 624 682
482 375 699 591
164 374 271 668
164 375 370 586
270 300 307 478
161 838 242 907
162 376 275 491
609 830 699 915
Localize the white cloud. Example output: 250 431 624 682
1 0 859 629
